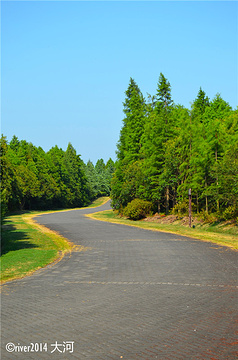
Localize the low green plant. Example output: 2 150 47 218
222 206 238 221
123 199 153 220
172 200 195 215
199 209 216 223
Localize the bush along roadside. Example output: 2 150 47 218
123 199 153 220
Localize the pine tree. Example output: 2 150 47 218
140 73 174 213
191 87 210 120
116 78 146 164
156 72 173 113
95 159 109 196
84 160 99 199
112 78 146 209
63 143 90 207
182 88 210 212
1 136 15 217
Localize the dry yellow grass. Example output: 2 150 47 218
1 197 109 283
87 210 238 250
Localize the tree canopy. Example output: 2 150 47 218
1 137 115 217
111 74 238 220
1 73 237 222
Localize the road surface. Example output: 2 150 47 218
1 201 237 359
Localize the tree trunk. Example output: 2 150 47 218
215 145 219 211
173 187 177 208
20 198 25 211
166 186 169 215
157 201 160 214
205 177 208 213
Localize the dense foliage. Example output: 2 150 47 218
124 199 153 220
1 136 114 217
84 158 115 199
1 75 237 222
111 74 238 220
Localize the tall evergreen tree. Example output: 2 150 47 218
191 87 210 120
112 78 146 209
140 73 174 213
63 143 90 207
156 72 173 113
116 78 146 164
0 136 15 217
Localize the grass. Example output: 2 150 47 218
86 196 110 208
1 212 72 284
0 197 110 284
3 195 235 284
87 210 238 250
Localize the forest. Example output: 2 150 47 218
1 136 115 217
1 73 237 222
111 74 238 221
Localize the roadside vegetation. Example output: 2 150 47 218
88 209 238 250
0 197 110 284
111 74 238 224
86 196 110 208
1 72 237 282
0 135 115 218
101 74 237 250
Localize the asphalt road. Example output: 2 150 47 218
1 201 237 359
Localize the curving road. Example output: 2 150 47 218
1 201 237 359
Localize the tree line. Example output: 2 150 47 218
1 135 115 217
1 75 237 221
111 74 238 220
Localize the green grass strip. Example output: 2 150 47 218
1 213 72 283
86 196 110 208
1 197 110 283
87 210 238 250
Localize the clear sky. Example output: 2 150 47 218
2 1 237 164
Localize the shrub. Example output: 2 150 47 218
200 209 216 223
172 200 195 215
123 199 153 220
222 206 238 221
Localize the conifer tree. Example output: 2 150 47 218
63 143 90 207
140 73 174 213
0 136 15 217
116 78 146 164
156 72 173 113
191 87 210 120
112 78 146 209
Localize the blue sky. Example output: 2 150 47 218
2 1 237 164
